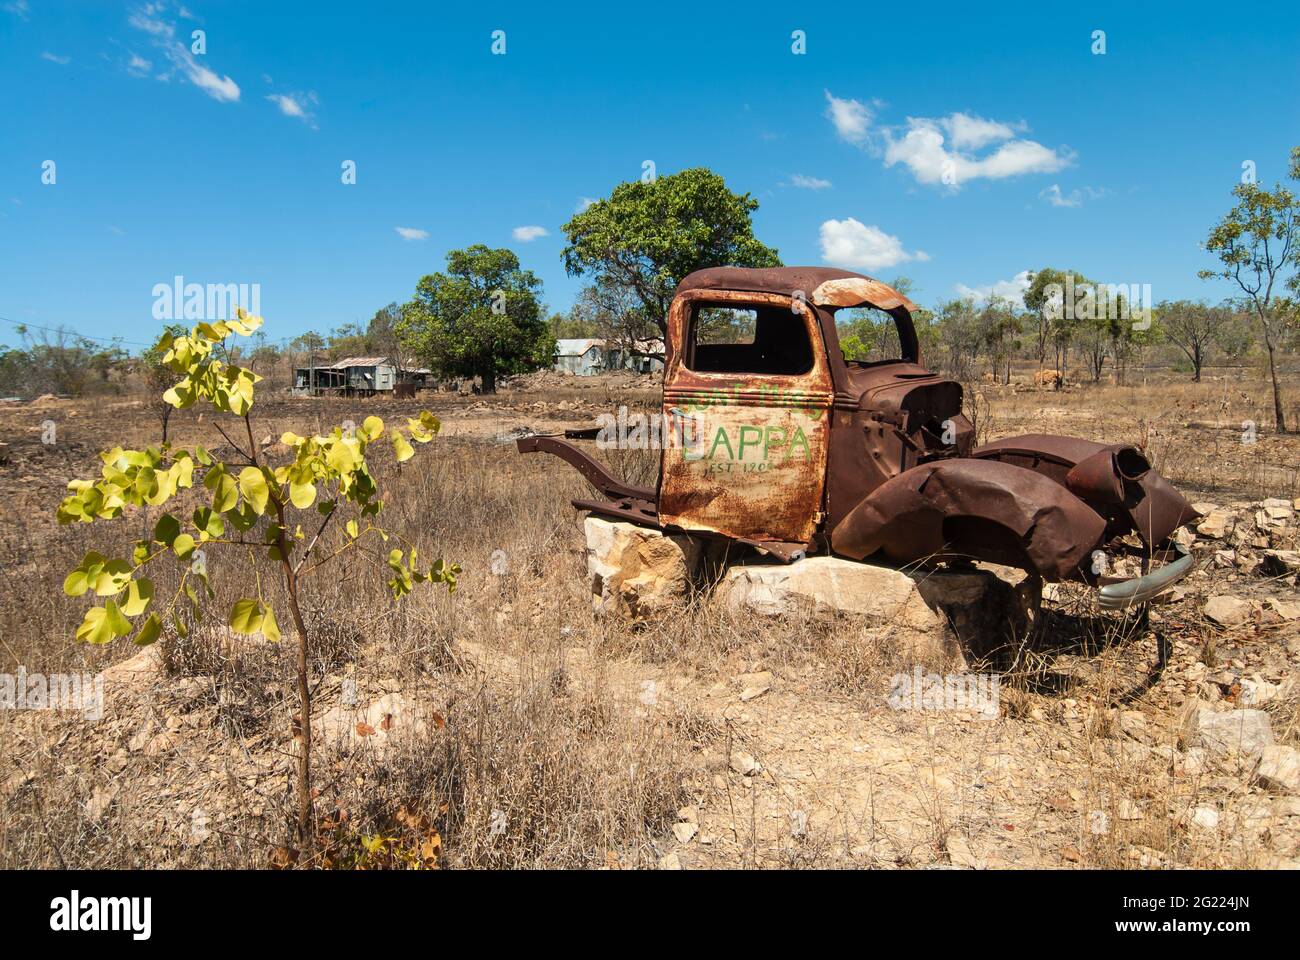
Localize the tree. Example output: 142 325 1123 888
326 322 368 359
1200 146 1299 432
547 309 598 340
570 276 660 358
139 323 187 442
932 297 984 382
1158 300 1228 381
978 296 1022 384
561 167 781 337
1214 304 1256 362
399 245 552 393
58 311 458 859
365 302 407 371
1025 267 1088 387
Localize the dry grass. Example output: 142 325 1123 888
1 368 1298 869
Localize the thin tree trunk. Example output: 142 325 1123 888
282 560 313 855
1266 342 1286 432
245 414 315 858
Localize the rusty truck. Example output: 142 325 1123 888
518 266 1199 609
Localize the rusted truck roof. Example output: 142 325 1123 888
677 267 918 313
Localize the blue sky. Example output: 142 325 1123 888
2 0 1298 351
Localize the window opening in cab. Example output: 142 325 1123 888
686 303 813 375
834 305 903 366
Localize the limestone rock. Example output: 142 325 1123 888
1183 706 1273 769
1203 595 1251 627
316 692 435 755
1196 509 1234 539
1262 550 1300 575
102 644 165 687
720 556 1023 664
1256 745 1300 794
585 517 703 621
721 556 939 625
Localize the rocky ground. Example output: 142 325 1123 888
1 376 1298 869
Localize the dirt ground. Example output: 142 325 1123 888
1 368 1298 869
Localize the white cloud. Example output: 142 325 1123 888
954 270 1032 308
942 112 1019 149
128 4 241 103
882 117 1069 187
512 225 549 242
788 174 832 190
3 1 30 21
266 91 318 126
41 52 71 65
1040 184 1081 208
574 196 596 214
267 94 304 117
127 53 152 75
825 97 1072 189
819 218 927 271
825 91 872 144
395 227 428 241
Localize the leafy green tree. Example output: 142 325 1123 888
547 309 599 340
1157 300 1228 381
59 310 458 858
930 297 984 382
561 167 781 337
399 245 552 393
1025 267 1089 384
976 296 1022 384
327 322 369 359
1200 146 1300 432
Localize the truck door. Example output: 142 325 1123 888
658 290 833 545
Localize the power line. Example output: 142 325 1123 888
0 314 309 351
0 314 156 348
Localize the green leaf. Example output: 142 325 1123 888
75 606 115 645
154 513 181 547
392 433 414 463
361 416 384 441
289 479 317 509
193 506 225 540
408 411 441 442
229 599 264 635
172 533 196 559
134 612 162 646
93 559 133 596
206 469 238 513
261 604 282 643
65 552 107 599
238 466 270 515
121 577 153 616
327 440 356 474
345 519 359 539
105 599 133 638
227 503 259 532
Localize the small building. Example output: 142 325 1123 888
554 339 607 376
553 338 664 376
294 356 432 396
